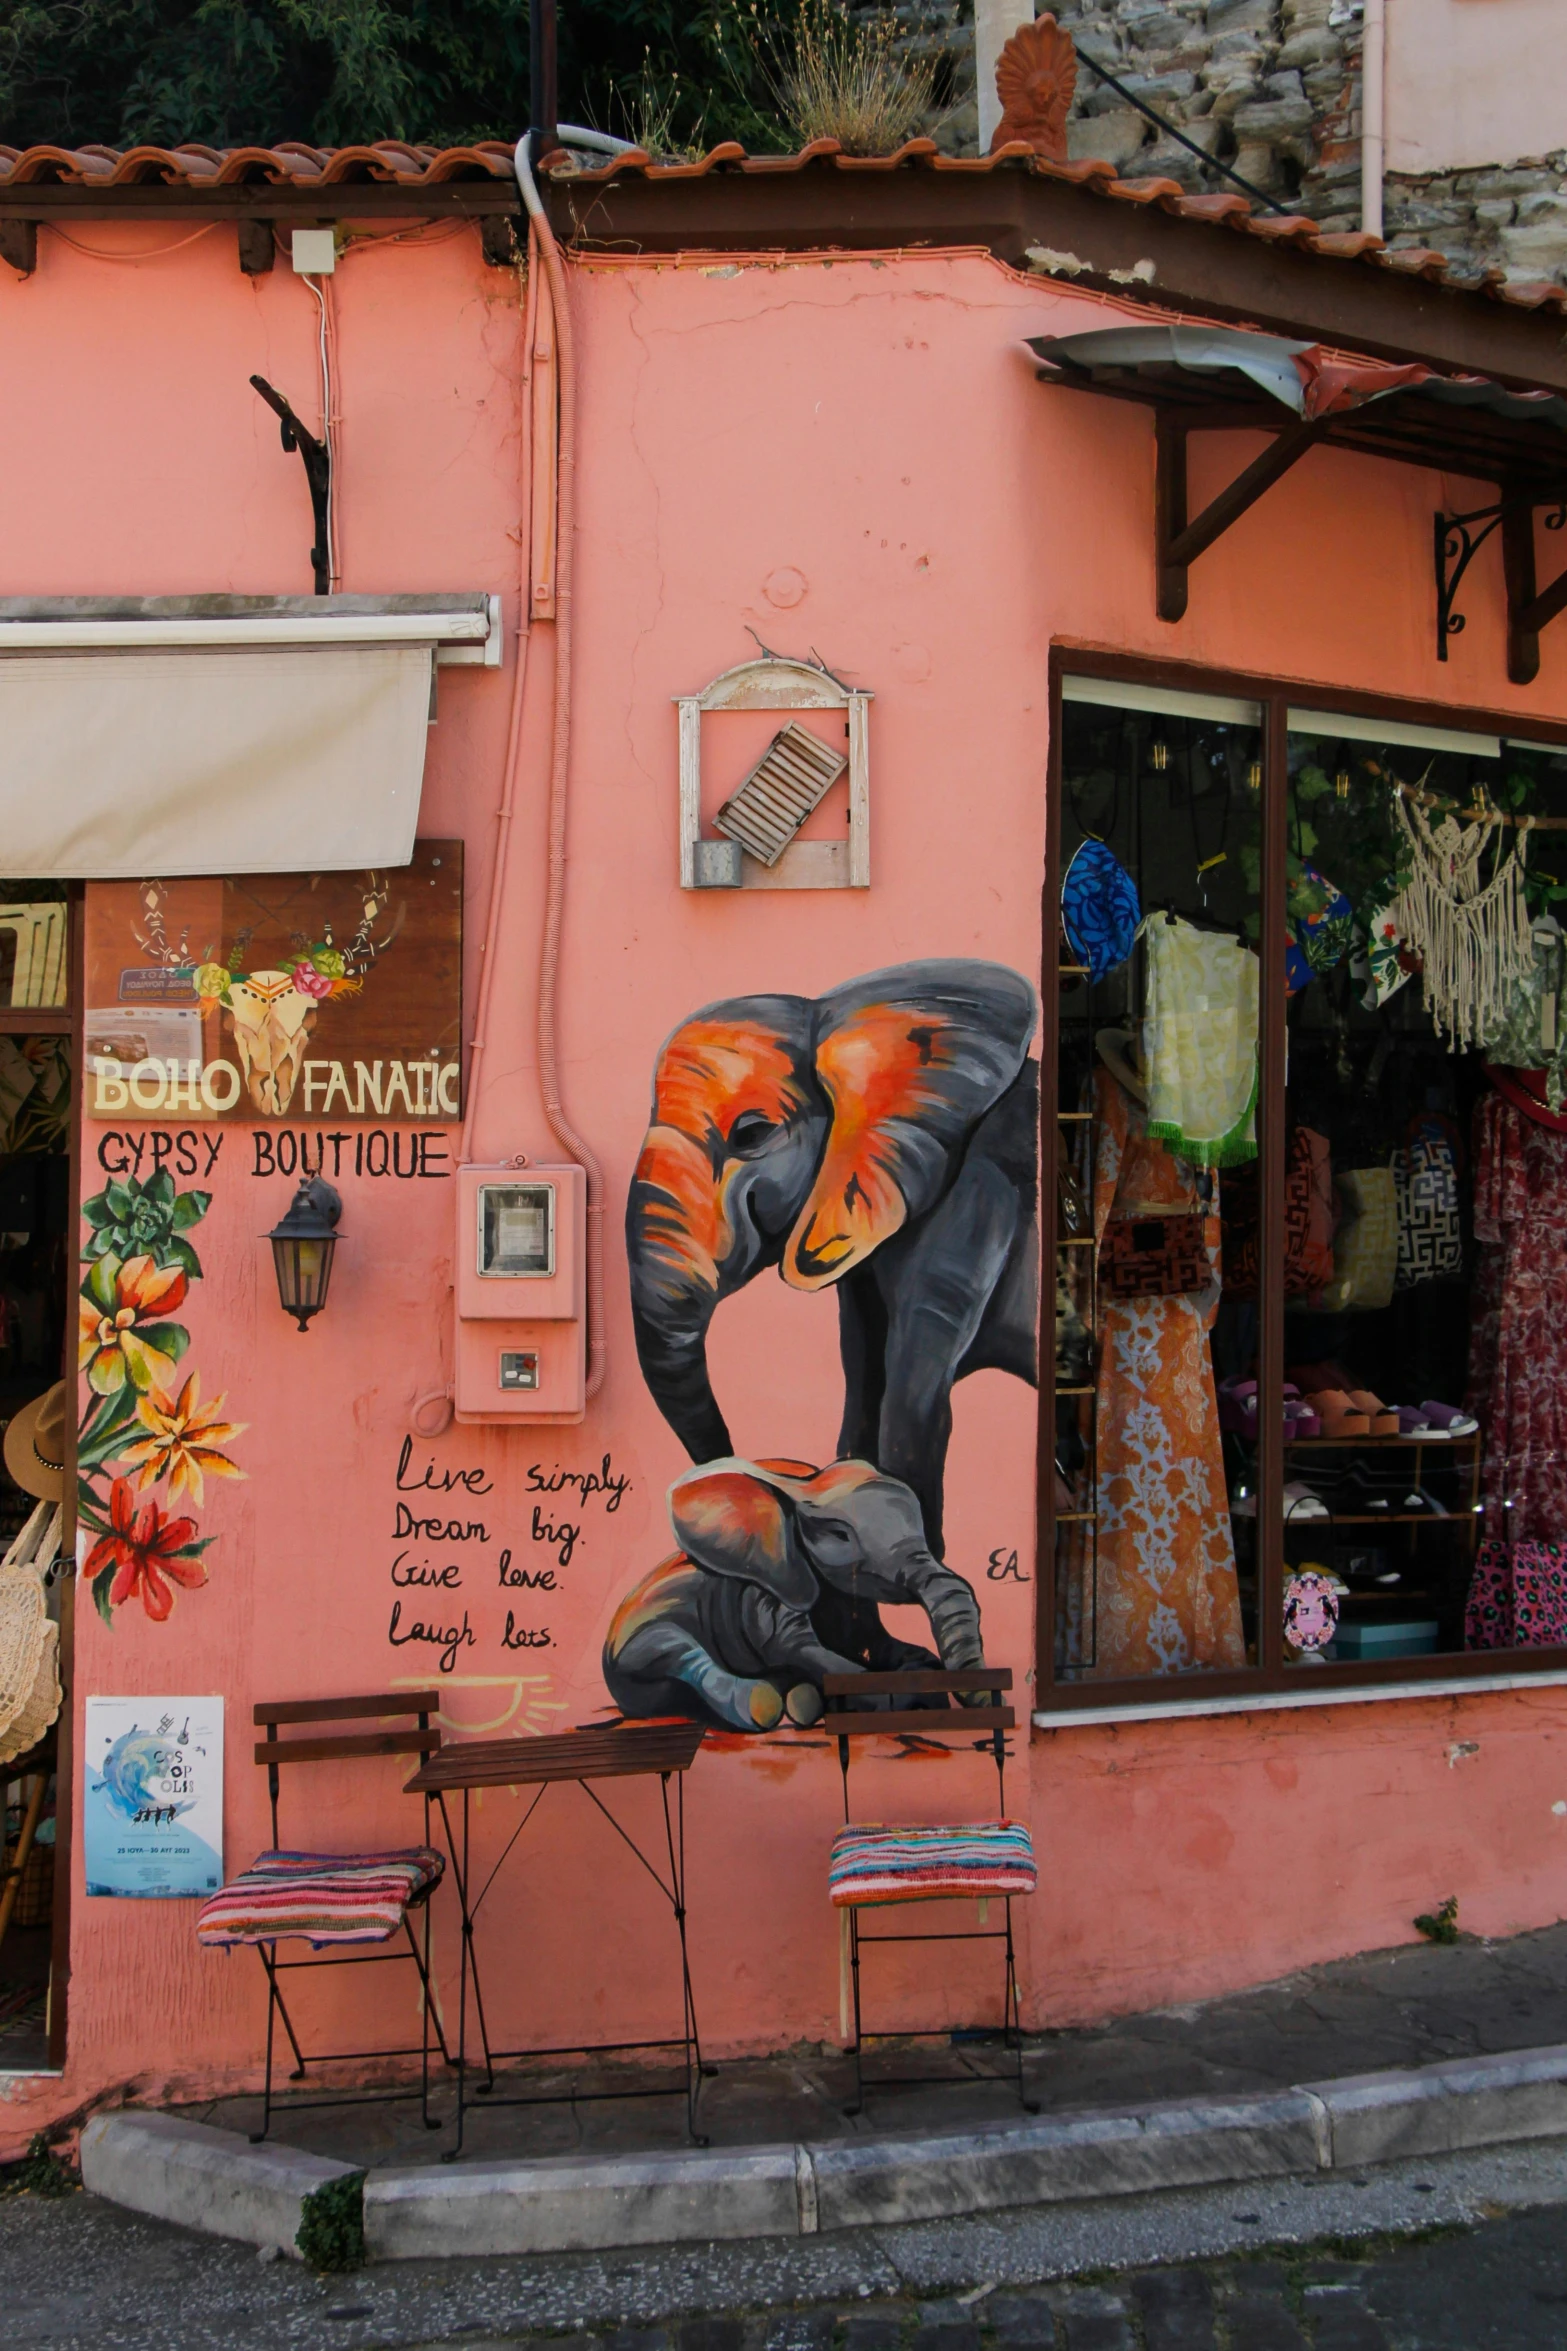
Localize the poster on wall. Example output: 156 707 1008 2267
82 1696 224 1897
83 842 462 1122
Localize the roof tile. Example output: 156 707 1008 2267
0 135 1562 318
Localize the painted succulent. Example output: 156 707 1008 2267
81 1169 211 1281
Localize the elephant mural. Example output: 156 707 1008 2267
604 1456 986 1732
626 960 1039 1552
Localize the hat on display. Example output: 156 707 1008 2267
4 1382 65 1504
1094 1026 1148 1106
1062 839 1141 985
1484 1063 1567 1135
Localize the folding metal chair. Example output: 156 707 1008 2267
196 1692 451 2141
824 1666 1038 2115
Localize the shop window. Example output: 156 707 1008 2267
1041 674 1567 1707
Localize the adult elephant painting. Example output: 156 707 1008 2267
626 960 1039 1552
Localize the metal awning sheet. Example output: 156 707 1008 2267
1027 323 1567 488
0 643 433 877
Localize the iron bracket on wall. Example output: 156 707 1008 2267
1435 491 1567 682
250 374 331 595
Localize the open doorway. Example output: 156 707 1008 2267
0 884 76 2076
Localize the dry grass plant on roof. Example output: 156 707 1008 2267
738 0 939 155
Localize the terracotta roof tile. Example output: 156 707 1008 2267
0 135 1561 317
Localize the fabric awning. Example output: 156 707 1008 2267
0 642 434 879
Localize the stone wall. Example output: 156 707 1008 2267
897 0 1567 287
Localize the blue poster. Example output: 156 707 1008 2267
83 1697 224 1898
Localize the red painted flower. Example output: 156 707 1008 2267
83 1476 206 1623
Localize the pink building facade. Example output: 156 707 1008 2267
1 140 1566 2151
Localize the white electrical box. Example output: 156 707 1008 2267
454 1163 585 1423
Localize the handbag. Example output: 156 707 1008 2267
1221 1125 1333 1298
1100 1211 1213 1300
1304 1163 1398 1314
1393 1116 1463 1290
1464 1537 1567 1650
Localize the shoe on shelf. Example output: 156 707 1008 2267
1421 1399 1480 1436
1393 1405 1444 1438
1342 1387 1400 1437
1231 1478 1329 1521
1219 1379 1322 1440
1299 1388 1371 1438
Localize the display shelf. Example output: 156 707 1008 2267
1058 1110 1092 1122
1284 1431 1479 1449
1057 1384 1094 1397
1057 1510 1098 1523
1060 1236 1095 1248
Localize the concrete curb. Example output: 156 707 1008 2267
83 2041 1567 2262
79 2107 359 2259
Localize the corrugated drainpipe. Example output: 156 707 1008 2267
415 128 629 1438
1361 0 1386 240
505 126 637 1403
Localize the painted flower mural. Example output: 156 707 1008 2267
77 1171 245 1627
186 882 394 1116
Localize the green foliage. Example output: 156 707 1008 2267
1413 1895 1460 1945
0 0 798 154
296 2169 366 2270
2 2133 76 2198
82 1170 211 1281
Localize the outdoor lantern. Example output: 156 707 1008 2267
267 1177 342 1331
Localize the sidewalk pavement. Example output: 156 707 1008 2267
186 1918 1567 2169
74 1921 1567 2263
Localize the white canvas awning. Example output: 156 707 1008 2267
0 594 500 879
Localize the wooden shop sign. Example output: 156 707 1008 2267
85 843 463 1122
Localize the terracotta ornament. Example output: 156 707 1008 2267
991 13 1078 161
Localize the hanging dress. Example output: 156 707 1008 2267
1062 1063 1246 1678
1467 1087 1567 1542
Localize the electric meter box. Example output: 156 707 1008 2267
454 1163 585 1423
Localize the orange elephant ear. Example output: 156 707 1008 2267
668 1459 817 1606
783 961 1037 1291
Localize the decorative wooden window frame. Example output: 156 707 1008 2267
676 656 871 891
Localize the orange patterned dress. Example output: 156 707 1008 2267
1061 1065 1245 1679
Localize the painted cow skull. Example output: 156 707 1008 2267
224 970 315 1116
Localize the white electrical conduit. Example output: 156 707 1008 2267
413 127 633 1438
1361 0 1386 240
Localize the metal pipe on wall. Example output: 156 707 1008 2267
1362 0 1386 239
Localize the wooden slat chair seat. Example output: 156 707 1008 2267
198 1693 449 2142
823 1668 1037 2115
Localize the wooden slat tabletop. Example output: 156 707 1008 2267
404 1719 705 1794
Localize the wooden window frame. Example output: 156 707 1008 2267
1036 647 1567 1711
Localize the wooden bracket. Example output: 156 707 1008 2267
1155 406 1331 624
0 220 38 278
236 218 275 276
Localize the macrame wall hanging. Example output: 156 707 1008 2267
1391 789 1534 1052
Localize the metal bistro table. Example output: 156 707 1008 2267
405 1719 707 2155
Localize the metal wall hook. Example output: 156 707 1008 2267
250 373 332 596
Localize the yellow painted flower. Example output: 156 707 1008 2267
118 1372 247 1507
78 1254 187 1395
193 961 231 1003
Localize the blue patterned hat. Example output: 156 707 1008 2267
1062 839 1141 985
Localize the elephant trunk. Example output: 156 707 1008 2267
627 1166 734 1462
901 1555 987 1678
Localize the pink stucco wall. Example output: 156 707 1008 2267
2 220 1566 2149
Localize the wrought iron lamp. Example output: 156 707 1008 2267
267 1177 342 1331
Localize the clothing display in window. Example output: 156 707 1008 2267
1061 1063 1245 1679
1467 1086 1567 1544
1142 913 1259 1168
1481 916 1567 1111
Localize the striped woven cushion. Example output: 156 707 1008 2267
196 1848 445 1948
829 1820 1036 1909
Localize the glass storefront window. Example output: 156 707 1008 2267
1043 673 1567 1704
1053 683 1262 1682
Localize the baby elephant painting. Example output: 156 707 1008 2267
604 1457 987 1733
